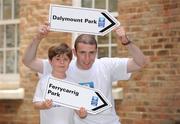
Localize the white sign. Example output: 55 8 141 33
49 4 120 36
44 77 112 114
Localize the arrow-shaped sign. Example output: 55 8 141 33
44 77 112 114
49 4 120 36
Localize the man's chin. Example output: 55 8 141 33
82 65 92 70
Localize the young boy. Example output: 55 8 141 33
33 43 74 124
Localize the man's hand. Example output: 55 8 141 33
35 22 50 41
115 26 130 45
75 107 87 119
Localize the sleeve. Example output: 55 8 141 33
38 59 52 78
111 58 131 81
100 58 131 81
33 77 46 102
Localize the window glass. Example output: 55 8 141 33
0 2 2 19
6 24 15 47
15 0 19 18
112 46 118 57
0 51 3 73
6 50 15 73
3 0 12 19
111 31 117 43
98 47 108 58
97 34 108 44
16 50 19 73
109 0 117 12
82 0 92 8
17 25 20 46
0 0 19 76
95 0 105 9
0 26 4 48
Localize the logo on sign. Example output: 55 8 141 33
91 96 98 106
79 82 94 88
98 17 105 28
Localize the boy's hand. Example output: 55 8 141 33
42 99 53 109
75 107 87 119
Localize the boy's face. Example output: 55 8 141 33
73 43 97 70
49 54 71 73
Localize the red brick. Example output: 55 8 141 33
1 0 178 124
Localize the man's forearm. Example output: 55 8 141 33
126 42 147 67
22 23 49 73
23 36 40 65
22 35 43 73
115 26 148 72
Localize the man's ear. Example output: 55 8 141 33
72 48 77 57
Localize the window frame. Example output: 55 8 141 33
72 0 119 58
0 0 20 89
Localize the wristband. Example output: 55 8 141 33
121 35 131 45
122 40 131 45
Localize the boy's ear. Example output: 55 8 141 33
72 48 77 57
48 59 52 65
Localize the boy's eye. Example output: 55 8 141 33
64 58 70 62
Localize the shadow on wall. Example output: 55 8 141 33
0 100 24 122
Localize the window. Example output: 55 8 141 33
73 0 119 58
0 0 20 87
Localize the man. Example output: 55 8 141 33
23 23 148 124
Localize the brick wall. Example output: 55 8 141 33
116 0 180 124
19 0 72 123
0 0 179 124
0 0 72 124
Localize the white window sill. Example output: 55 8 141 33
0 74 24 99
0 74 20 89
112 87 123 100
112 81 123 100
0 81 20 89
0 88 24 99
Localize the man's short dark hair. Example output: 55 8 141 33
74 34 97 50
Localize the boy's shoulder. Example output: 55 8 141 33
39 74 52 83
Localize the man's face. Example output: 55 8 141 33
74 43 97 70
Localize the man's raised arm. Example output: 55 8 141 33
115 26 149 73
22 23 50 73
